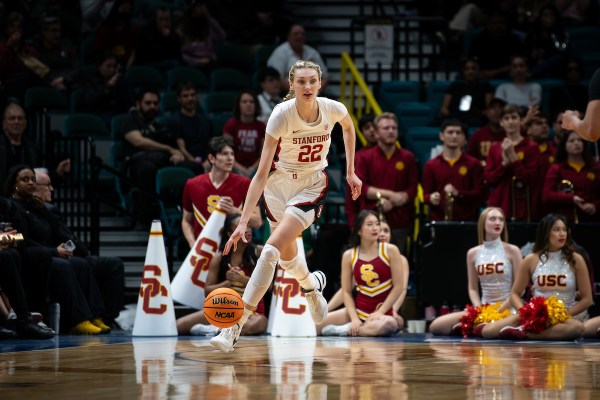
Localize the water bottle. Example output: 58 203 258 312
48 303 60 334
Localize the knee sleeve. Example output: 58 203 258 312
242 244 279 307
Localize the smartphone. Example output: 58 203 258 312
64 240 76 251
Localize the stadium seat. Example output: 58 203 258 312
216 42 253 73
377 81 420 112
166 67 209 92
426 81 451 114
126 65 165 90
64 113 109 138
254 44 278 70
156 166 197 238
395 102 435 135
210 68 251 93
204 92 237 115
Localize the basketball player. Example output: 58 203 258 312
210 60 362 352
181 136 262 249
318 210 405 336
562 69 600 141
429 207 522 336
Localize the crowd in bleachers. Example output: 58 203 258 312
1 0 599 339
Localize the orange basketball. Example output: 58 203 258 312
203 288 244 329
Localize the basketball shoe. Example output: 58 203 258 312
302 271 328 324
210 323 242 353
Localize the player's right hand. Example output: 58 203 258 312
223 222 249 255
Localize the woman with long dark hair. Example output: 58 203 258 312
317 210 405 336
481 214 592 340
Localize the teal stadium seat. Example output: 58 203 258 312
156 166 197 238
215 42 253 73
405 126 441 172
426 81 451 114
377 81 420 112
126 65 165 90
395 102 434 135
210 68 251 93
166 67 209 92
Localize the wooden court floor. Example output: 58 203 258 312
1 334 600 399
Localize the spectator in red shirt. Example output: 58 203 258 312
355 112 418 252
485 104 540 221
346 115 377 226
543 131 600 223
467 97 506 164
423 119 484 221
181 136 262 247
223 90 266 177
526 112 556 218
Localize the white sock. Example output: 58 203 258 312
280 254 314 291
237 308 252 329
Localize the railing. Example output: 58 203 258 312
51 136 100 254
338 51 425 243
339 51 382 146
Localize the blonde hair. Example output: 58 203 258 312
374 112 398 128
282 60 322 102
477 207 509 244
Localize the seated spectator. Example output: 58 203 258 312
256 66 282 124
0 198 55 339
495 56 542 110
440 58 493 127
549 58 588 117
267 23 328 89
0 12 33 105
0 103 70 185
35 169 125 327
178 2 225 73
467 97 507 164
223 90 266 177
5 165 109 335
423 119 484 222
93 0 137 67
468 11 525 80
523 5 569 79
132 6 181 72
543 130 600 223
169 82 214 170
525 112 555 218
77 52 134 126
120 88 203 225
29 14 81 91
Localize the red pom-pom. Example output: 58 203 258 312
518 296 549 334
460 304 480 337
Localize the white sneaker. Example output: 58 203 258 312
210 323 242 352
302 270 327 324
321 323 350 336
190 323 219 336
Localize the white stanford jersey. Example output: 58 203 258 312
266 97 348 176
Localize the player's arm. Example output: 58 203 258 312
235 135 278 229
339 113 362 200
181 209 196 248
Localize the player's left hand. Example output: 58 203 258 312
346 172 362 200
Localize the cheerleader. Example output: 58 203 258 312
481 214 592 340
429 207 522 336
318 210 406 336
